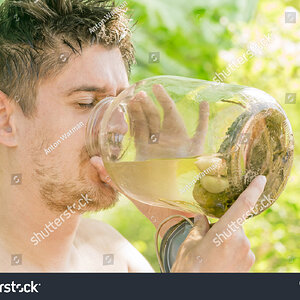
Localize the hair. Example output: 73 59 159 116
0 0 135 116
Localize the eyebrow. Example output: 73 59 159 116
64 85 108 96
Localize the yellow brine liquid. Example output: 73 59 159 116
105 157 218 214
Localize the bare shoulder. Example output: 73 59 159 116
77 217 128 247
76 217 154 272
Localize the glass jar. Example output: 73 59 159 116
85 76 294 219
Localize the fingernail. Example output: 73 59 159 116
258 175 267 185
90 156 102 167
104 175 111 183
136 91 146 99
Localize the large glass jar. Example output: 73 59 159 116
85 76 294 218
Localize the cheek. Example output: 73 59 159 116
26 99 89 167
44 118 86 154
55 136 86 169
18 119 51 159
28 125 86 175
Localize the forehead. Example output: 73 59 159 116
41 45 129 96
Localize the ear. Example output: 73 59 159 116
0 90 17 147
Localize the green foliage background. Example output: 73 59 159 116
1 0 298 272
91 0 300 272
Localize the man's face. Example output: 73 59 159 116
18 45 129 212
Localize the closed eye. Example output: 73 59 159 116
77 95 109 110
77 97 98 109
78 103 95 108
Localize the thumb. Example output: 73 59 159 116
90 156 110 183
90 156 118 190
190 214 210 240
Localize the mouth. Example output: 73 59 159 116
108 132 124 160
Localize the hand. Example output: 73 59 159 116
127 84 209 231
91 85 210 235
128 84 209 160
130 199 195 237
171 175 267 272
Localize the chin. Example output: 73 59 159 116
80 190 119 213
79 177 119 212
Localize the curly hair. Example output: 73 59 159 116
0 0 135 116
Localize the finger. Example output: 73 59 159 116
217 175 267 228
192 101 209 154
187 214 210 242
138 91 161 137
152 84 177 116
90 156 118 190
90 156 108 182
232 226 251 248
194 214 210 235
152 84 186 130
128 95 149 142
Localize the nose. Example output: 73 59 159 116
106 106 129 159
107 106 128 135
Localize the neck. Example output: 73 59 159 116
0 182 81 271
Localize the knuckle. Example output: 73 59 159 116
228 230 250 250
129 106 139 113
219 236 229 247
152 115 161 124
241 237 251 252
247 251 256 267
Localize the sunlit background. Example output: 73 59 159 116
1 0 298 272
89 0 300 272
